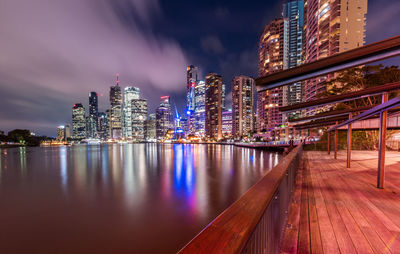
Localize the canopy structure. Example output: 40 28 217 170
256 35 400 91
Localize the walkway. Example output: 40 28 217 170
281 150 400 253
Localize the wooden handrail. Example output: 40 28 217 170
178 144 303 253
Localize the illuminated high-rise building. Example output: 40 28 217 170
258 18 286 132
96 112 108 140
72 103 86 139
304 0 367 102
232 75 255 138
145 113 156 141
109 74 123 139
222 109 233 138
156 96 172 140
86 115 97 138
57 126 66 141
123 86 140 138
205 73 223 140
194 80 206 136
131 98 148 141
88 92 98 117
186 65 198 134
283 0 304 108
64 124 71 139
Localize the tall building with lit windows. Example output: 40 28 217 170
123 86 140 138
156 96 172 140
72 103 86 139
257 18 286 132
205 73 223 140
232 75 255 138
194 80 206 136
131 98 148 141
109 75 123 139
186 65 198 134
304 0 367 102
283 0 304 108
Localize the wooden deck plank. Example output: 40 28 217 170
297 167 311 253
305 158 340 253
281 165 303 253
282 150 400 254
306 168 324 254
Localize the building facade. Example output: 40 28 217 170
131 98 148 141
194 80 206 136
222 110 233 138
232 75 255 138
156 96 172 140
187 65 198 135
205 73 223 140
283 0 304 108
72 103 86 139
145 113 156 141
109 76 123 139
304 0 367 102
258 18 286 132
123 86 140 138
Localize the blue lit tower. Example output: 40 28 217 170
186 65 198 134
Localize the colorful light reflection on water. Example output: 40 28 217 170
0 144 281 253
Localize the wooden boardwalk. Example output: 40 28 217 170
281 150 400 254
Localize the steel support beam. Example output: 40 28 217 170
347 113 352 168
377 93 389 189
334 122 338 160
328 131 331 155
256 36 400 91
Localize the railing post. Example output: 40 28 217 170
347 113 352 168
377 93 388 189
334 121 338 160
327 131 331 155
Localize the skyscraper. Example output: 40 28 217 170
232 75 255 138
86 115 97 138
205 73 223 140
186 65 198 112
57 126 66 141
283 0 304 107
123 86 140 138
222 109 233 138
187 65 198 134
88 92 98 117
72 103 86 139
304 0 367 102
96 112 108 139
109 75 123 139
194 80 206 136
156 96 172 140
258 18 286 132
131 98 148 141
87 92 98 138
145 113 156 141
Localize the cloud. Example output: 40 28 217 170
0 0 189 135
201 36 226 55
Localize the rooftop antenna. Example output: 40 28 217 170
116 73 120 86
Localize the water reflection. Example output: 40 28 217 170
0 144 281 253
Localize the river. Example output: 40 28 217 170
0 144 281 253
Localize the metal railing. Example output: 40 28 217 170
179 144 303 254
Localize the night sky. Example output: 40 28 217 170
0 0 399 136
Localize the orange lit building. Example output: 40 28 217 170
257 18 286 132
304 0 367 102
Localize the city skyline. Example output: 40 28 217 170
0 0 399 136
